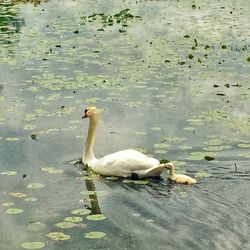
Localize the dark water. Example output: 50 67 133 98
0 0 250 249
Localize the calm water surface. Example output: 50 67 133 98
0 0 250 249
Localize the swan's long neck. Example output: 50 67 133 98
83 112 99 164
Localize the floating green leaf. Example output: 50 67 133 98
85 231 106 239
105 176 119 180
154 143 170 148
172 161 186 166
195 172 212 178
122 179 134 184
134 180 149 185
21 242 45 249
21 241 45 249
10 192 27 198
179 145 193 150
46 232 71 241
1 202 14 207
40 167 64 174
5 137 19 141
71 208 91 216
86 214 106 221
237 143 250 148
239 153 250 158
27 183 45 189
151 127 161 131
154 149 168 154
0 171 17 176
55 222 76 229
183 127 195 131
64 216 83 223
187 152 215 161
24 197 38 202
5 208 24 214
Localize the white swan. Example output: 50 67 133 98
81 106 166 178
165 162 197 184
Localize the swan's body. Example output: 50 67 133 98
81 107 165 178
165 162 197 184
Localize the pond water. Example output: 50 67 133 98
0 0 250 249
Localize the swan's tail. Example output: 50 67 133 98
132 164 166 179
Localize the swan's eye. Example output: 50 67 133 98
84 109 88 114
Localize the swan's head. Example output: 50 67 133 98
82 106 98 119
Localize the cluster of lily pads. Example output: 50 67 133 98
0 165 110 249
81 9 141 32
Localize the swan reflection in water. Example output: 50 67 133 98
85 178 101 215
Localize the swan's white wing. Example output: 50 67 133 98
91 149 160 177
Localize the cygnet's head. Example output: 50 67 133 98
82 106 98 119
164 162 174 169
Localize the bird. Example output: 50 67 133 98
165 162 197 184
81 106 166 178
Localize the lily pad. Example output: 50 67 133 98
5 137 19 141
179 145 193 150
55 222 76 229
21 242 45 249
154 149 168 154
239 153 250 158
0 171 17 176
85 231 106 239
105 176 119 180
1 202 14 207
71 208 91 216
183 127 195 131
172 161 186 166
237 143 250 148
203 145 231 151
134 180 149 185
10 192 27 198
153 143 170 148
46 232 71 241
24 197 38 202
195 172 212 178
27 183 45 189
40 167 64 174
187 152 215 161
123 179 134 184
86 214 106 221
5 208 24 214
151 127 161 131
64 216 83 223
